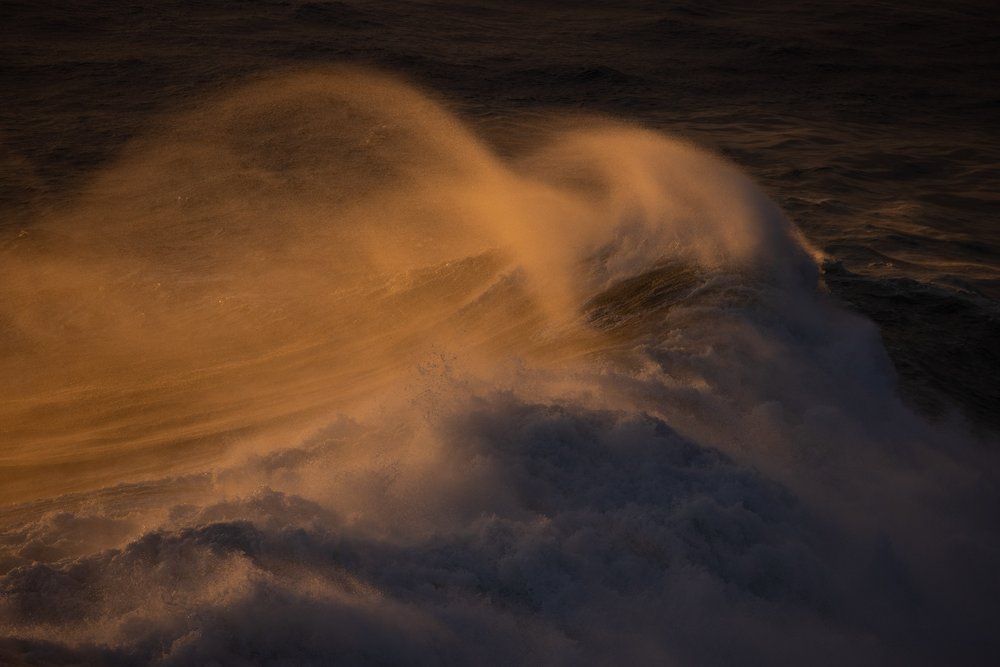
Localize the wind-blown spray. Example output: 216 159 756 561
1 68 997 666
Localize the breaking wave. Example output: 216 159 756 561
1 68 997 666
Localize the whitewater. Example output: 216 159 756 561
1 67 997 666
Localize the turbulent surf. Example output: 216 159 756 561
1 68 997 666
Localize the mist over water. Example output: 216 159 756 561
0 67 820 503
1 67 998 665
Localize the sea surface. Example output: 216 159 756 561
1 1 998 665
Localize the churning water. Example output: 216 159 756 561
1 2 998 665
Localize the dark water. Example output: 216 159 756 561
1 1 998 665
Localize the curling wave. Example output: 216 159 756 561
0 68 997 666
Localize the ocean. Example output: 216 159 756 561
1 1 998 665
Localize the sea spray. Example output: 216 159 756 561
1 68 997 666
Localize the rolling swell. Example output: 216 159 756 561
1 68 998 665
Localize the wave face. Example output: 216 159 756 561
1 69 998 666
